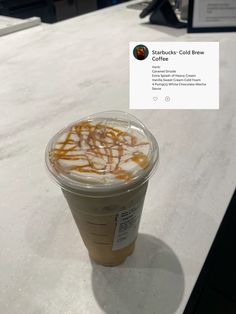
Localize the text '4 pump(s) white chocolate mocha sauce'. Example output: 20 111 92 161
46 111 159 196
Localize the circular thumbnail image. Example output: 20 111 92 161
133 45 149 61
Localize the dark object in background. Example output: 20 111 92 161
0 0 130 23
0 0 57 23
97 0 128 9
184 189 236 314
97 0 113 8
188 0 236 33
140 0 186 28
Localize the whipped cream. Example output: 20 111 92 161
49 118 151 184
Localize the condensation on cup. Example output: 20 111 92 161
45 111 159 266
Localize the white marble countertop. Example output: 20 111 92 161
0 2 236 314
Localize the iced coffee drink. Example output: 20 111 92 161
45 111 158 266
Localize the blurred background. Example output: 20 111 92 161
0 0 133 23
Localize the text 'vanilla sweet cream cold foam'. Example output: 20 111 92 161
45 111 159 266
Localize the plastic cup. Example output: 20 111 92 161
45 111 159 266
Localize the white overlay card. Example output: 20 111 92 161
130 42 219 110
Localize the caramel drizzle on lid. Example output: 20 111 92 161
50 121 150 181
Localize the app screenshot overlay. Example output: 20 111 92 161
130 42 219 109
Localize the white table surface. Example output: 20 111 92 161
0 2 236 314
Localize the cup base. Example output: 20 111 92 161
89 241 136 267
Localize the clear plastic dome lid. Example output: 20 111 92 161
45 111 159 196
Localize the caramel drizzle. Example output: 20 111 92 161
50 121 150 181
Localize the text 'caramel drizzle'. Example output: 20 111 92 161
50 121 150 181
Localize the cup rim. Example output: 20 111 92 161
45 110 159 197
